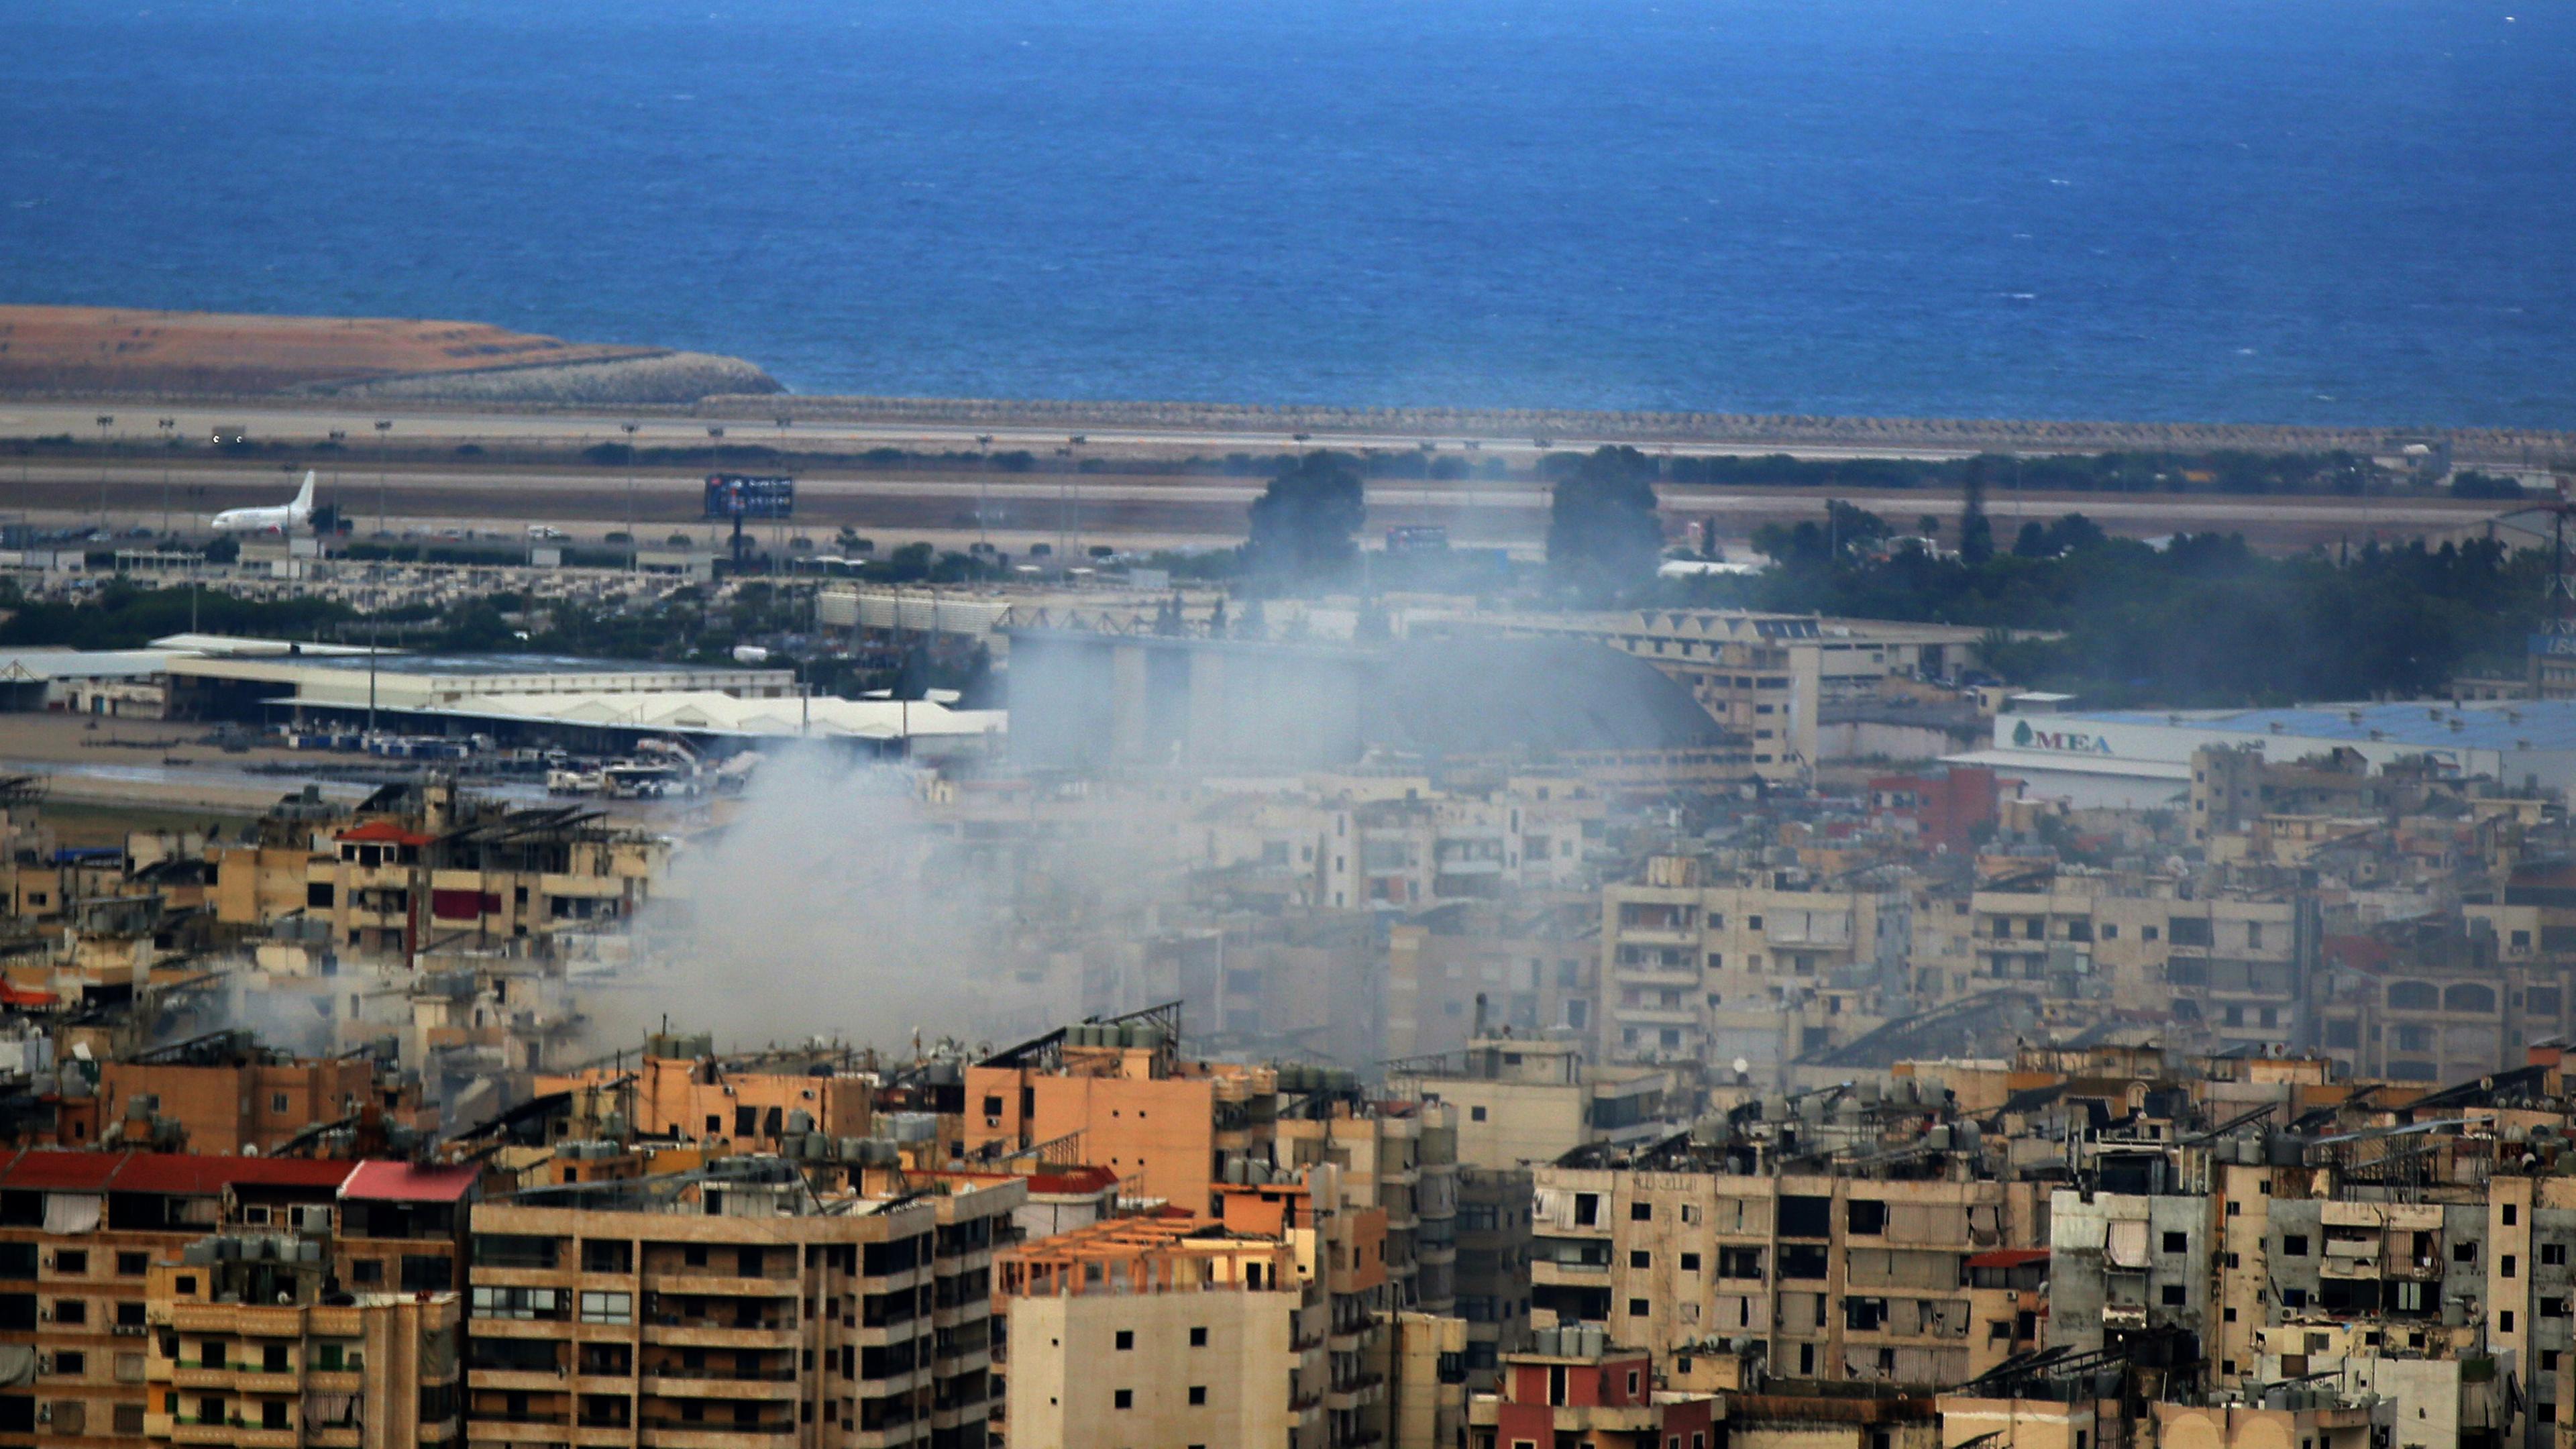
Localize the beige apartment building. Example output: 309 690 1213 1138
1920 873 2312 1053
1385 1034 1678 1171
462 1171 1019 1449
996 1166 1397 1449
1599 855 1907 1079
143 1238 460 1447
994 1216 1313 1449
1432 608 1984 781
1528 1146 2038 1385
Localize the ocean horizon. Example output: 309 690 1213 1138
2 0 2570 428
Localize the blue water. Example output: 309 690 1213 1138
3 0 2571 426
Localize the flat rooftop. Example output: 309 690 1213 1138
2075 702 2576 754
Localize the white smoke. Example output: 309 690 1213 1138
591 749 1002 1054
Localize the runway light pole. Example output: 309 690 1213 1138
156 417 176 537
94 414 115 535
374 419 393 535
623 421 641 572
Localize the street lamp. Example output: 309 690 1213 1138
156 418 176 537
622 421 641 571
373 419 392 535
94 415 114 535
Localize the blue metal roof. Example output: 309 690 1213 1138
2073 702 2576 753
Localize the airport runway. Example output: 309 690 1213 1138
0 451 2509 559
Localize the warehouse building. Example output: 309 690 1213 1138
1946 696 2576 810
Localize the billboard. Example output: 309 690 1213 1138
704 474 796 520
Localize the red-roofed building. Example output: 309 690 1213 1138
1470 1338 1717 1449
0 1150 421 1444
339 1163 478 1293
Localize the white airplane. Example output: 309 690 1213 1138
211 471 317 534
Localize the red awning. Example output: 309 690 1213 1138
1967 1248 2051 1269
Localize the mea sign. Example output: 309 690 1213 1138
2011 718 2115 754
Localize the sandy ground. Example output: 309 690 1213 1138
0 712 375 813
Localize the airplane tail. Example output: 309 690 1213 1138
290 470 316 517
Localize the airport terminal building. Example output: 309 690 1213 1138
1947 697 2576 809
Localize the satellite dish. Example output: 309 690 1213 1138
1732 1057 1751 1077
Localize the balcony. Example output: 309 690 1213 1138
639 1371 799 1400
637 1428 795 1449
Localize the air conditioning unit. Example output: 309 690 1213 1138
37 1309 50 1323
33 1405 47 1426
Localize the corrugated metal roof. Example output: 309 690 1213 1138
2077 701 2576 753
107 1156 356 1195
0 1150 127 1191
339 1162 478 1204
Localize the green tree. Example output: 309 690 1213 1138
1547 445 1664 602
1246 451 1364 584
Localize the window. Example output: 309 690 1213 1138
2506 1254 2519 1279
2161 1232 2187 1254
53 1251 85 1276
269 1092 290 1115
53 1299 84 1325
1470 1106 1487 1122
2502 1311 2517 1333
1113 1390 1132 1410
1631 1250 1651 1269
115 1253 145 1277
1114 1331 1134 1351
2546 1244 2568 1267
1628 1298 1650 1318
2282 1234 2308 1256
2507 1204 2522 1226
2161 1285 2186 1305
1189 1326 1207 1347
1847 1199 1887 1236
1187 1385 1206 1405
578 1292 632 1325
52 1350 83 1375
1680 1252 1701 1272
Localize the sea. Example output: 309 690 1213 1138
2 0 2571 427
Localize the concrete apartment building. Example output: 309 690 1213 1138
1527 1138 2032 1385
1931 873 2314 1054
93 1034 379 1157
996 1165 1400 1449
463 1169 1019 1449
994 1214 1314 1449
1279 1098 1460 1318
0 1151 369 1449
1384 900 1599 1061
1597 854 1908 1078
1432 608 1984 782
142 1234 460 1447
1464 1330 1716 1449
1385 1034 1678 1172
1452 1169 1535 1381
536 1051 877 1157
962 1021 1277 1213
211 782 666 959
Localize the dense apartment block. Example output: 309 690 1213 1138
1598 853 1907 1077
1527 1113 2035 1385
462 1167 1017 1449
143 1234 460 1446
